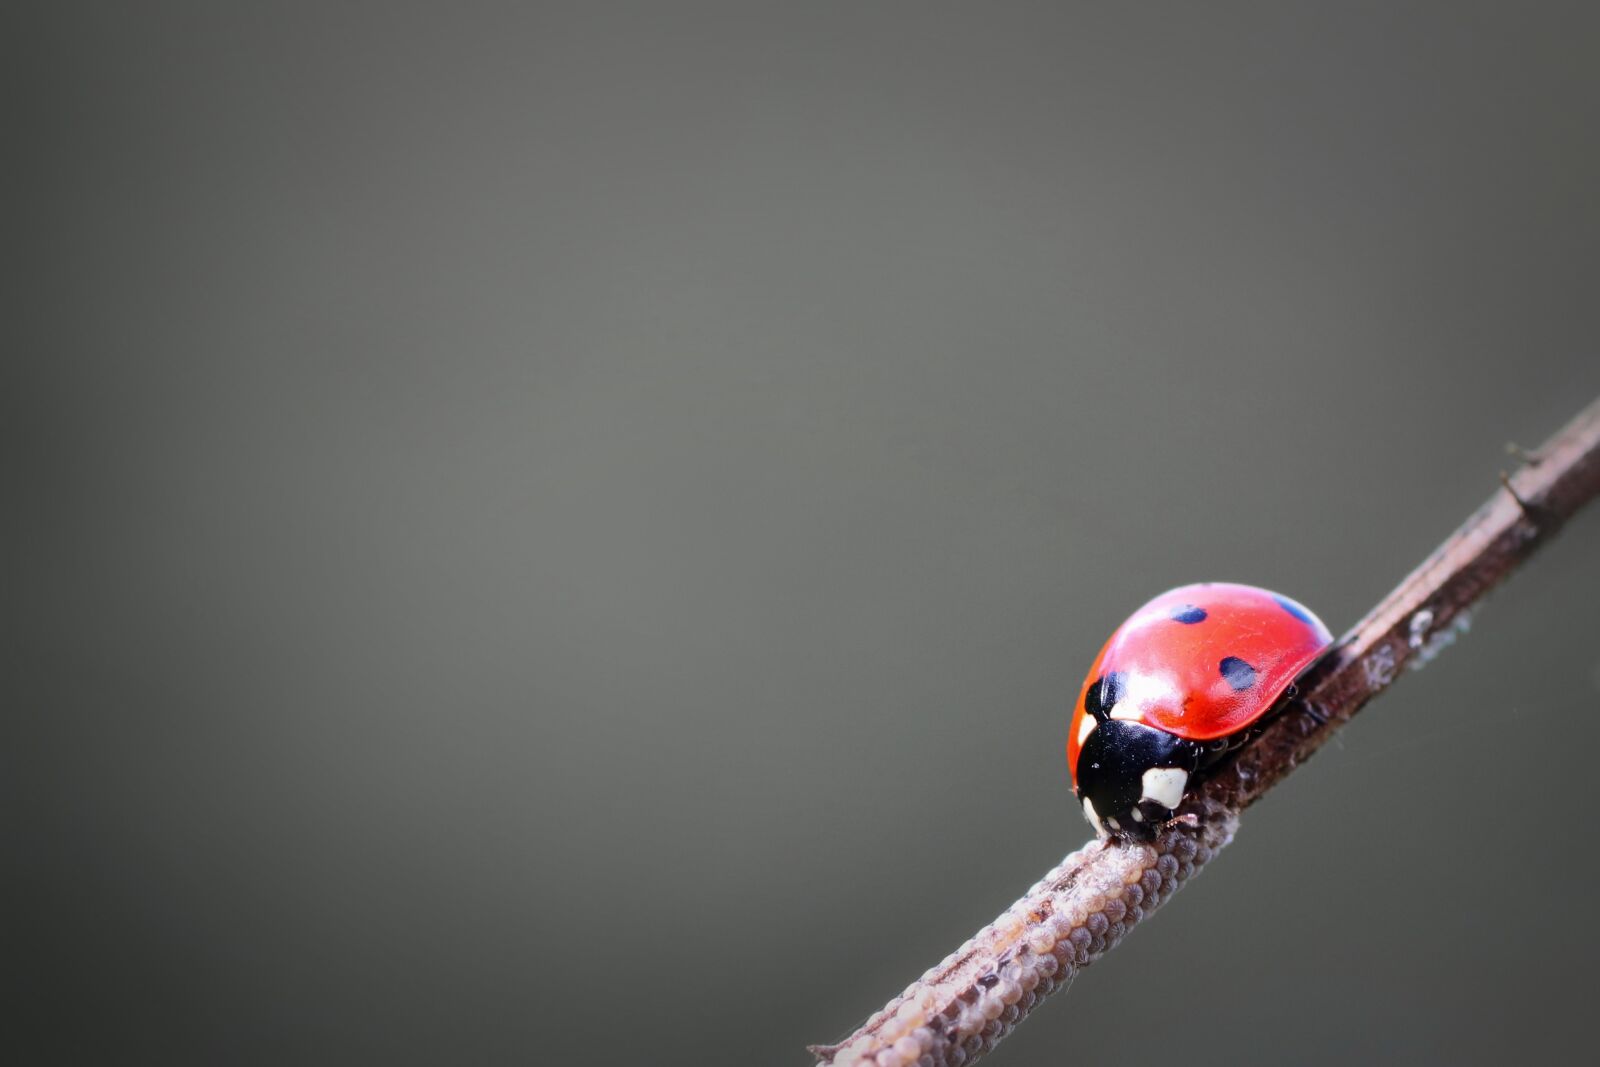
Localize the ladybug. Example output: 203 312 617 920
1068 583 1333 839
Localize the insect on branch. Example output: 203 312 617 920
812 395 1600 1067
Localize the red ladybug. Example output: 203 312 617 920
1068 583 1333 839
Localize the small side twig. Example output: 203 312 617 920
813 395 1600 1067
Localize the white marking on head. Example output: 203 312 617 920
1082 796 1107 837
1140 766 1189 810
1130 808 1144 823
1077 714 1096 746
1109 705 1142 722
1105 816 1121 831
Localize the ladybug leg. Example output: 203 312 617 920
1273 683 1328 728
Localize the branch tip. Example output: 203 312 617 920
815 395 1600 1067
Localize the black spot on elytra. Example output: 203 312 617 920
1083 671 1127 721
1274 595 1314 625
1170 605 1208 624
1219 656 1258 691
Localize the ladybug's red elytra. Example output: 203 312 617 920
1068 583 1333 839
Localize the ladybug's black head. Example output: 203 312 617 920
1074 719 1207 840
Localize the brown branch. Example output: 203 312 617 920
812 395 1600 1067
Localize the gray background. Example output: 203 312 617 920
14 3 1600 1065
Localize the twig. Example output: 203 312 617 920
812 395 1600 1067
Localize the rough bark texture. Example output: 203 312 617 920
813 396 1600 1067
810 803 1235 1067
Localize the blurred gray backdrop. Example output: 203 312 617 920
14 3 1600 1065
